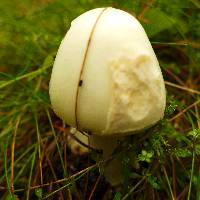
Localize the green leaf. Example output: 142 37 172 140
41 54 54 69
174 148 192 158
113 192 122 200
193 175 200 200
188 129 200 140
147 175 161 190
165 96 178 116
6 194 18 200
195 144 200 156
138 150 154 163
35 188 43 199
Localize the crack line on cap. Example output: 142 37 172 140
74 7 108 129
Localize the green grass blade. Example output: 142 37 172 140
26 147 37 200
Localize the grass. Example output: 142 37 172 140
0 0 200 199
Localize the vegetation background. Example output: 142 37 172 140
0 0 200 199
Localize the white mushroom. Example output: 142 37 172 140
49 7 166 185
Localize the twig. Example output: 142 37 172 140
88 175 101 200
12 162 100 192
34 113 43 185
190 0 200 8
121 176 146 200
63 126 68 170
152 41 188 46
11 115 21 194
165 81 200 95
46 109 67 176
0 66 50 89
26 148 37 200
41 164 100 199
162 166 175 200
171 156 177 200
170 99 200 121
164 68 185 86
46 156 64 200
177 186 189 200
187 141 195 200
137 0 155 23
0 186 6 190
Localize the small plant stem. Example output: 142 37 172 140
138 0 155 23
121 176 146 200
88 175 101 200
152 41 188 46
34 113 43 185
0 144 35 183
26 148 37 200
46 109 67 177
164 68 185 86
4 135 13 198
191 0 200 8
170 99 200 121
48 117 74 199
11 115 21 194
14 161 102 192
177 186 189 200
165 81 200 95
171 156 177 199
0 67 49 89
63 127 68 170
46 156 64 200
15 154 33 182
162 166 175 200
187 141 195 200
42 169 88 199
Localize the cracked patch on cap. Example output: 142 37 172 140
105 54 166 135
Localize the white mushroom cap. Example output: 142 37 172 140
49 7 166 136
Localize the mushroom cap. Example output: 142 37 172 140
49 7 166 136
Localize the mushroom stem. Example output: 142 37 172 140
89 135 123 186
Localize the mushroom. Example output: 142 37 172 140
49 7 166 185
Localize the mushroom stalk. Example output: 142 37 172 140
89 135 122 186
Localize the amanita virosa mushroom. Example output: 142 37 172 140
49 7 166 185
